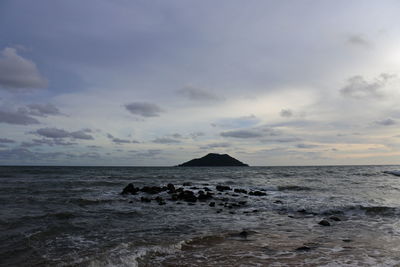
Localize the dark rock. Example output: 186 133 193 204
231 194 239 197
198 191 213 201
330 216 341 221
178 190 197 202
342 239 352 243
234 188 248 194
229 211 236 214
297 209 307 213
249 191 267 196
216 185 231 192
140 186 163 194
121 183 139 195
177 153 249 167
203 187 212 192
239 231 248 238
183 182 192 186
295 246 311 252
209 202 216 207
238 201 247 205
190 186 199 190
166 184 176 193
129 201 133 203
252 209 259 213
318 219 331 226
274 200 283 204
140 197 151 203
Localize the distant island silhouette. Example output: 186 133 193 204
177 153 249 167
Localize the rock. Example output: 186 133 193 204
249 191 267 196
330 216 341 221
216 185 231 192
297 209 307 213
342 239 352 243
238 201 247 205
198 191 213 201
203 187 212 191
182 182 192 186
318 219 331 226
178 190 197 202
234 188 248 194
295 246 311 251
239 231 248 238
209 202 216 207
274 200 283 204
167 183 175 193
121 183 139 195
140 186 163 194
140 197 151 203
177 153 249 167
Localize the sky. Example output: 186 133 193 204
0 0 400 166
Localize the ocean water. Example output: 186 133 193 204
1 165 400 266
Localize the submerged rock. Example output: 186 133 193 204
318 219 331 226
295 246 311 252
330 216 341 221
216 185 231 192
234 188 248 194
121 183 139 195
249 191 267 196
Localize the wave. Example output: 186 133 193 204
322 205 400 217
384 170 400 177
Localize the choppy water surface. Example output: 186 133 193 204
1 165 400 266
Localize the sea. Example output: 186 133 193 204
1 165 400 266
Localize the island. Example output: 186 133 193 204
177 153 249 167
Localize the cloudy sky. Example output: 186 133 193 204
1 0 400 166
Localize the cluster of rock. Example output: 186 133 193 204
121 182 268 212
120 182 344 229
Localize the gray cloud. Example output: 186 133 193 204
106 133 138 144
152 137 181 144
36 128 70 138
0 110 40 125
130 149 163 158
21 138 76 147
0 148 74 161
220 125 281 139
347 34 370 47
340 73 395 98
190 132 205 139
280 109 293 117
0 138 16 143
374 118 396 126
35 127 94 140
177 86 224 102
0 47 48 90
125 102 163 117
200 142 231 149
296 143 319 149
24 103 63 117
